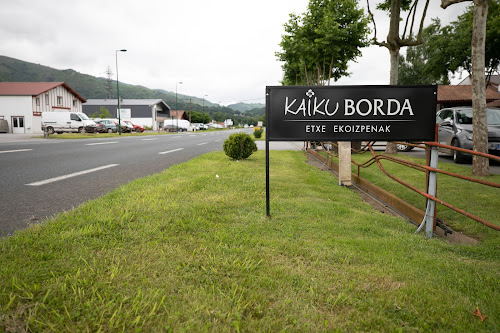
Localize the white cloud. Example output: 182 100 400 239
0 0 470 104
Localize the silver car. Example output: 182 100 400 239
436 107 500 163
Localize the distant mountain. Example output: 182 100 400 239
0 55 264 124
227 102 265 112
0 55 216 110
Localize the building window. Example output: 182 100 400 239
45 94 49 105
57 96 63 106
73 99 77 107
36 97 40 106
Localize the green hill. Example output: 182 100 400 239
0 55 215 110
0 55 264 125
227 102 265 112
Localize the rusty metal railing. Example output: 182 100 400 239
308 140 500 234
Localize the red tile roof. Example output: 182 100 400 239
0 82 86 102
438 85 500 103
170 110 189 120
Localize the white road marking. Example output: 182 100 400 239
197 142 209 146
85 142 118 146
26 164 119 186
0 149 33 154
142 138 159 141
158 148 184 155
215 139 222 142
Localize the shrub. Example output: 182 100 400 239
253 128 263 139
223 133 258 160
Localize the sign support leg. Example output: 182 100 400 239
338 141 352 186
266 129 270 217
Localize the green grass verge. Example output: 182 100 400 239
1 151 499 331
334 152 500 243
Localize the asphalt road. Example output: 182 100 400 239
0 129 251 236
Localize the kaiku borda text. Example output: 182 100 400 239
284 89 415 118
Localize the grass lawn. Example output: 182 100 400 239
1 151 499 331
339 152 500 242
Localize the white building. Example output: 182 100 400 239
0 82 86 134
82 99 171 131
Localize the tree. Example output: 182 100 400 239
190 111 211 124
399 1 500 85
367 0 430 153
276 0 370 86
418 1 499 79
441 0 492 176
398 19 451 85
90 106 111 119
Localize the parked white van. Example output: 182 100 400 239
41 112 97 134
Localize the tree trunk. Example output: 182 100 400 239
385 0 402 155
471 0 490 176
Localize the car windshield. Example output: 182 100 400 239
487 108 500 125
80 114 90 120
456 108 500 125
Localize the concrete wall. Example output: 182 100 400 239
0 96 33 133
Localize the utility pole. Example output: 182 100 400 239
105 66 113 99
189 98 192 124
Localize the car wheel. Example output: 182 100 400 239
397 142 414 152
79 127 85 133
108 128 113 133
135 128 141 133
47 127 55 134
452 139 465 163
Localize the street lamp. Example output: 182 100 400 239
202 95 208 125
116 49 127 135
175 81 183 133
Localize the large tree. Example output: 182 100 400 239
441 0 493 176
276 0 370 86
399 1 500 84
367 0 431 153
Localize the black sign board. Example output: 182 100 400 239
266 85 437 141
265 85 437 217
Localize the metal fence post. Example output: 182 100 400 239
417 145 439 237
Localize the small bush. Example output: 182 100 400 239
253 128 263 139
223 133 258 160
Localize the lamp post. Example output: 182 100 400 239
175 81 183 133
116 49 127 135
202 95 208 126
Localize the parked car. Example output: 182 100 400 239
95 119 118 133
123 120 145 133
94 121 106 133
397 142 414 152
163 125 187 132
102 118 133 133
436 107 500 163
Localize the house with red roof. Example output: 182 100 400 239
437 84 500 109
0 82 86 134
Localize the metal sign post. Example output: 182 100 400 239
265 85 437 218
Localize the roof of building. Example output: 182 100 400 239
0 82 86 102
84 99 170 110
169 110 188 120
437 85 500 103
487 99 500 107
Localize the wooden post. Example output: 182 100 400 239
338 141 352 187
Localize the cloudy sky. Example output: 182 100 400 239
0 0 469 105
